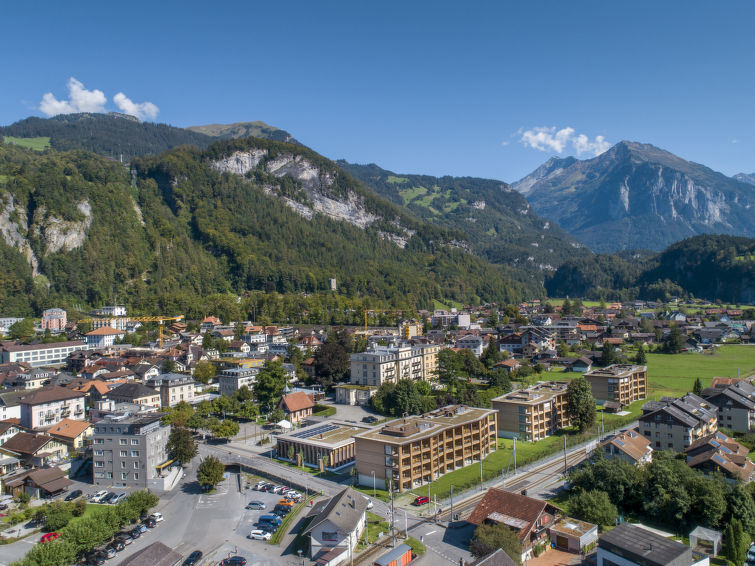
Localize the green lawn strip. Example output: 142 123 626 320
269 496 314 545
645 345 755 397
274 458 337 479
357 511 390 549
3 136 50 151
405 536 426 556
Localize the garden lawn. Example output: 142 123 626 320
645 345 755 398
358 511 390 548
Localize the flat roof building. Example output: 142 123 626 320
354 405 497 492
584 364 647 406
597 523 709 566
491 381 570 441
276 420 372 472
350 343 440 386
0 341 89 368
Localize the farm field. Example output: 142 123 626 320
3 136 51 150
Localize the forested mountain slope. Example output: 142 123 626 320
0 137 533 315
339 161 589 273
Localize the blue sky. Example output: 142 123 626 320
3 1 754 181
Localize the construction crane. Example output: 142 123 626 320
76 315 185 348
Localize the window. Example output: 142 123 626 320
384 445 392 455
322 531 339 542
134 462 139 469
134 473 139 480
120 450 127 457
107 472 113 479
119 439 128 445
131 439 138 445
131 451 139 457
94 450 103 456
94 438 104 444
121 473 127 480
121 461 126 468
94 461 104 468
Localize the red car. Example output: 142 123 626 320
40 532 60 543
413 496 430 506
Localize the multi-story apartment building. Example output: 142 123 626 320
583 364 647 406
702 380 755 433
639 393 718 452
85 327 126 348
491 381 570 441
40 308 67 332
19 386 86 430
276 420 371 471
0 317 24 335
349 344 440 386
92 413 170 489
218 367 257 397
354 405 497 492
0 341 89 367
146 373 195 407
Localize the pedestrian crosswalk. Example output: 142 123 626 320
196 480 230 509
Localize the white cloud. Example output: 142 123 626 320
113 92 159 121
38 78 159 121
39 77 107 116
519 126 610 156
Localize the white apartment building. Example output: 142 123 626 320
0 341 89 367
19 386 87 430
349 344 440 386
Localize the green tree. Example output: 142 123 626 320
186 412 208 432
193 360 216 384
167 426 198 465
436 348 464 390
600 342 616 366
18 538 77 566
161 359 177 374
9 318 35 341
253 360 288 411
197 456 226 489
635 343 647 364
210 419 240 441
664 324 684 353
313 341 349 386
470 523 521 564
568 489 617 526
556 341 569 358
236 401 259 420
44 502 74 531
692 377 703 396
480 342 501 369
269 407 285 423
566 376 595 433
125 490 159 515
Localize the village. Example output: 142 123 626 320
0 299 754 566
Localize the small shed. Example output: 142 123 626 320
374 543 412 566
548 517 598 553
689 525 721 556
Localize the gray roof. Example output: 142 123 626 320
375 544 412 566
599 523 692 566
106 383 159 400
116 541 182 566
468 549 518 566
305 488 367 534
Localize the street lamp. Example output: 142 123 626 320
371 471 376 498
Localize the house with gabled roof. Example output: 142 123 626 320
19 385 86 429
600 428 652 464
106 383 161 408
2 465 72 498
278 391 314 424
467 488 560 561
685 431 754 482
0 431 68 467
639 393 718 452
44 417 93 449
86 327 126 348
305 488 368 566
702 380 755 433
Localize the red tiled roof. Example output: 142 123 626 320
19 385 85 406
44 418 91 439
86 327 125 336
280 391 314 413
467 488 546 542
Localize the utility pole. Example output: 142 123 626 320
449 484 454 523
563 435 567 475
513 437 517 474
404 510 408 538
390 479 396 548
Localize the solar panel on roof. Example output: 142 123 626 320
712 454 726 465
711 440 720 448
615 439 625 447
719 444 732 454
290 423 339 439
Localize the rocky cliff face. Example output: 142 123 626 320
512 141 755 252
212 149 416 244
0 193 92 277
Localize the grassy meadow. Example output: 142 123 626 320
3 136 50 151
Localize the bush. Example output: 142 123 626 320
405 536 426 556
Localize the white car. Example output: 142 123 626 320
90 490 108 503
366 499 374 510
249 529 272 541
150 512 164 522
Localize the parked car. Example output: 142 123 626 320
90 490 109 503
365 499 374 510
144 517 158 528
40 532 60 543
252 482 268 491
102 492 118 504
220 557 247 566
362 415 379 423
109 540 126 552
83 551 106 565
103 547 117 559
150 512 164 522
246 501 266 510
413 496 430 506
249 529 272 541
271 486 286 494
110 493 127 505
258 523 278 534
183 550 203 565
135 523 148 533
65 489 83 501
273 505 291 516
277 498 295 507
115 533 133 545
130 527 142 539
